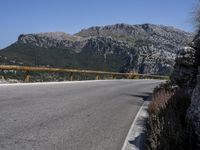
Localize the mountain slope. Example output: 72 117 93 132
0 24 194 75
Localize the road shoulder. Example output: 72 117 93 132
121 101 150 150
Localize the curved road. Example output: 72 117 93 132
0 80 162 150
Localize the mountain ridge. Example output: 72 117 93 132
0 23 194 75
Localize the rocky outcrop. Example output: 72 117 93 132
76 24 192 46
171 46 197 92
185 32 200 148
171 30 200 148
17 32 87 53
187 70 200 148
77 24 193 74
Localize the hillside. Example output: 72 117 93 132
0 23 194 75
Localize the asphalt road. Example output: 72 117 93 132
0 80 162 150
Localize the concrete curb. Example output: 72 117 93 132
121 101 150 150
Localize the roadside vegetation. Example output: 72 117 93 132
146 2 200 149
146 82 194 150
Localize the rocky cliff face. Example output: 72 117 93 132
17 32 87 53
186 33 200 149
76 24 191 46
0 24 193 74
187 74 200 148
77 24 193 74
171 46 197 92
171 31 200 148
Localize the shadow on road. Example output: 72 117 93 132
123 92 151 150
125 92 152 101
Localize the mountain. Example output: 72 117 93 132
0 23 194 75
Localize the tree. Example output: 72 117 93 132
192 0 200 31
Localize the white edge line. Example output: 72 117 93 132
0 80 113 86
0 79 150 86
121 102 146 150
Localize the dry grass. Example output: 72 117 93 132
146 84 193 150
148 89 174 115
128 70 139 79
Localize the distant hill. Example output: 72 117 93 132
0 23 193 75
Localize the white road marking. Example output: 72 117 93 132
121 101 150 150
0 79 150 86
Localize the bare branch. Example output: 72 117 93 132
192 0 200 31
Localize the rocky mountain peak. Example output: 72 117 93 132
18 32 83 42
17 32 86 50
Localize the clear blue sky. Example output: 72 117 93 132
0 0 197 49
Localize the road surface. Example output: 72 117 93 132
0 80 162 150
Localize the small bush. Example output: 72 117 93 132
128 70 139 79
147 84 192 150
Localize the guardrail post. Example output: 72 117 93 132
112 75 116 79
96 74 99 80
1 75 5 80
0 70 5 80
127 73 131 79
69 73 73 81
24 71 30 82
125 74 128 79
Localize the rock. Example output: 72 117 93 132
186 76 200 149
171 46 197 91
171 29 200 149
184 30 200 149
0 78 8 84
17 32 87 52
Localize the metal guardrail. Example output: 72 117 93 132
0 65 168 82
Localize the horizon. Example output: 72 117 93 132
0 0 197 49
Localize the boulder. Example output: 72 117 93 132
186 74 200 149
171 46 197 91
